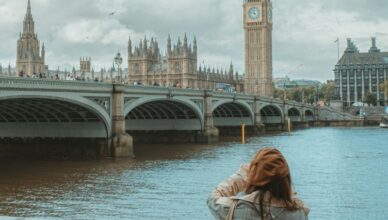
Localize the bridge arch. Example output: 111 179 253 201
124 97 203 131
0 94 111 138
260 104 283 124
305 109 315 121
212 101 254 126
288 107 302 122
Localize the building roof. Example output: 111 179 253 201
337 38 388 66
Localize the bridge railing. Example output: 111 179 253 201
318 106 357 120
124 84 205 96
0 76 113 91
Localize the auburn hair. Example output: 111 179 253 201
245 148 299 218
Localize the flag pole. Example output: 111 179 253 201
337 38 340 61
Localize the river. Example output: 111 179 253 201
0 127 387 219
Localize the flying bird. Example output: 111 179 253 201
109 12 116 16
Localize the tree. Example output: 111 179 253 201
365 92 377 106
320 81 336 104
380 82 388 102
274 86 317 104
274 88 286 100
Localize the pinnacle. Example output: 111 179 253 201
27 0 32 15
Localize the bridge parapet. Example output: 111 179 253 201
0 76 112 92
124 85 204 97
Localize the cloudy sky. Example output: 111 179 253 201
0 0 387 82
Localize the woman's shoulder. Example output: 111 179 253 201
235 192 310 216
232 199 309 220
293 196 310 216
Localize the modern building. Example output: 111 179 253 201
243 0 274 97
334 37 388 106
16 0 46 76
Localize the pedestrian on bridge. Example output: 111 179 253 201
207 147 309 220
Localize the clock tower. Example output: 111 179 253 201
243 0 274 97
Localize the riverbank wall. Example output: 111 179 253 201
0 138 110 159
314 119 365 127
0 119 370 159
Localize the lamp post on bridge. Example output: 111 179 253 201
315 84 320 106
385 81 388 106
114 52 123 84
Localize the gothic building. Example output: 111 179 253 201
12 0 275 97
80 57 91 73
243 0 274 97
127 34 243 90
16 0 45 76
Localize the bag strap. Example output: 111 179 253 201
226 200 238 220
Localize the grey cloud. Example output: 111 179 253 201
1 0 388 82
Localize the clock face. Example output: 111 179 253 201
248 7 260 20
268 5 273 22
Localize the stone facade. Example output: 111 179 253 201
243 0 274 97
80 57 91 73
16 0 45 76
334 37 388 106
127 34 243 91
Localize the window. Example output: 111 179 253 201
134 64 140 74
175 62 181 73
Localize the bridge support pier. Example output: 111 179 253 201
253 113 266 134
197 91 219 144
110 84 134 158
254 98 265 134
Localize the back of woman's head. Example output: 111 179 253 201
246 147 297 211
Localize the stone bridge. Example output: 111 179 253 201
0 77 331 157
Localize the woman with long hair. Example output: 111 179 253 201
207 147 309 220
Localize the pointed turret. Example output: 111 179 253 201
183 33 188 56
23 0 35 34
177 37 181 46
184 33 188 46
128 35 132 57
152 37 159 58
193 36 197 56
27 0 31 13
100 68 104 80
229 61 234 80
41 43 45 61
143 36 148 50
167 34 172 56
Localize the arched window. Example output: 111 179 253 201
175 62 181 73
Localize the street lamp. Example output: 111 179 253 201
315 84 320 106
114 52 123 83
385 81 388 106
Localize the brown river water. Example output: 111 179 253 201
0 127 387 219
